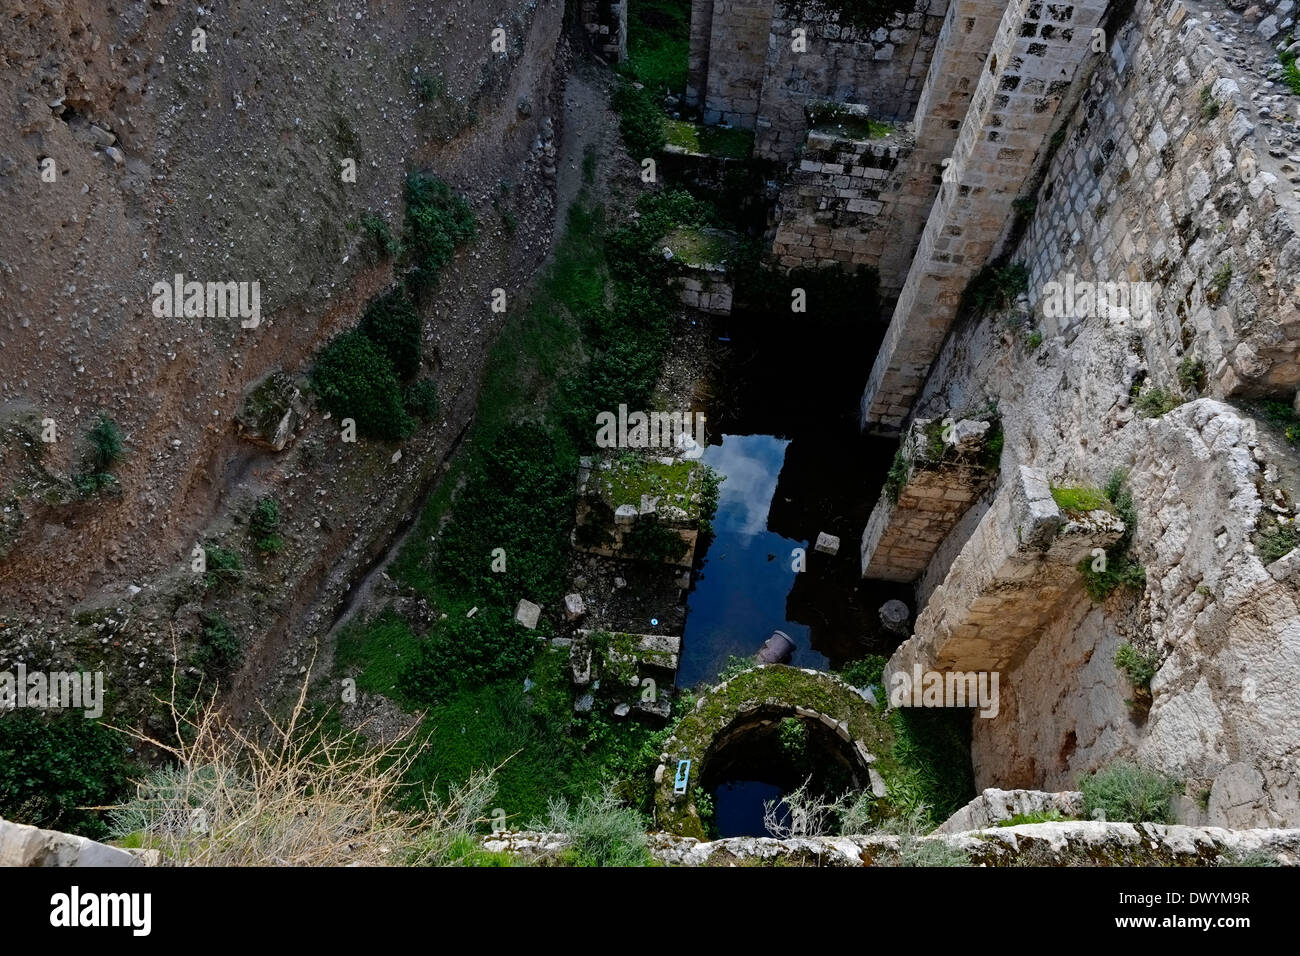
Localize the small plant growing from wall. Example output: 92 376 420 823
963 262 1029 313
1177 355 1207 394
1199 85 1219 121
1206 263 1232 304
204 546 244 591
1074 470 1146 601
1114 641 1159 716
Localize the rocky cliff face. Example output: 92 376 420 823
0 0 567 720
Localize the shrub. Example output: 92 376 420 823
0 711 130 839
86 413 125 472
249 495 283 553
1258 522 1300 564
1114 642 1159 690
1207 264 1232 304
1135 386 1183 418
1025 330 1043 349
404 173 476 291
359 287 423 379
884 449 909 504
404 378 440 419
204 546 243 590
402 605 539 705
837 654 889 691
107 689 501 866
311 330 414 440
611 81 667 159
359 214 398 263
1178 355 1207 393
533 785 652 867
1079 760 1180 823
195 613 243 680
964 262 1029 313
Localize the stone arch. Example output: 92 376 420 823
653 665 894 838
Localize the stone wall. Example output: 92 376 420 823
862 0 1111 433
1019 0 1300 399
753 0 950 161
902 0 1300 827
859 412 997 582
581 0 628 63
770 126 913 273
0 817 158 867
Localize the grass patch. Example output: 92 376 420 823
662 118 754 159
334 610 424 704
998 809 1074 826
1051 485 1113 515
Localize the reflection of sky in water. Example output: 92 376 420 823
708 434 788 538
679 434 826 688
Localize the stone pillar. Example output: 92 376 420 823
884 466 1124 687
686 0 716 108
875 0 1013 297
861 0 1109 433
860 413 998 582
700 0 775 128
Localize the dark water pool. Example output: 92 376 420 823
679 306 913 836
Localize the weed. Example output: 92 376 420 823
1080 760 1181 824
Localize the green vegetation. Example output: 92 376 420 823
612 80 668 158
359 287 423 380
626 0 691 92
1280 51 1300 96
884 449 909 504
249 495 283 554
1114 642 1159 691
1178 354 1207 394
73 413 126 496
1199 85 1220 121
1080 760 1181 824
1050 485 1113 515
203 545 244 591
662 118 754 158
806 102 894 140
1077 470 1146 602
837 654 889 691
404 378 439 420
998 809 1074 826
879 707 975 831
534 786 653 867
1025 330 1043 349
1257 522 1299 564
403 172 477 292
0 711 131 839
358 214 398 263
1135 386 1183 418
623 516 689 562
1249 399 1300 445
965 262 1029 313
1207 263 1232 304
311 331 414 440
186 613 243 693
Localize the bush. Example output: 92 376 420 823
1114 642 1158 690
404 378 440 419
1178 355 1207 393
533 786 652 867
0 711 130 839
1258 523 1300 564
1135 387 1183 418
404 173 477 292
611 81 667 159
964 262 1029 313
249 495 283 553
311 330 414 440
87 413 125 472
402 605 539 705
204 546 243 590
195 614 243 679
622 515 688 563
359 214 398 263
837 654 889 691
359 287 423 380
1080 760 1180 823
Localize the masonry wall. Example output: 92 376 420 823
753 0 950 161
770 129 914 272
1018 0 1300 399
